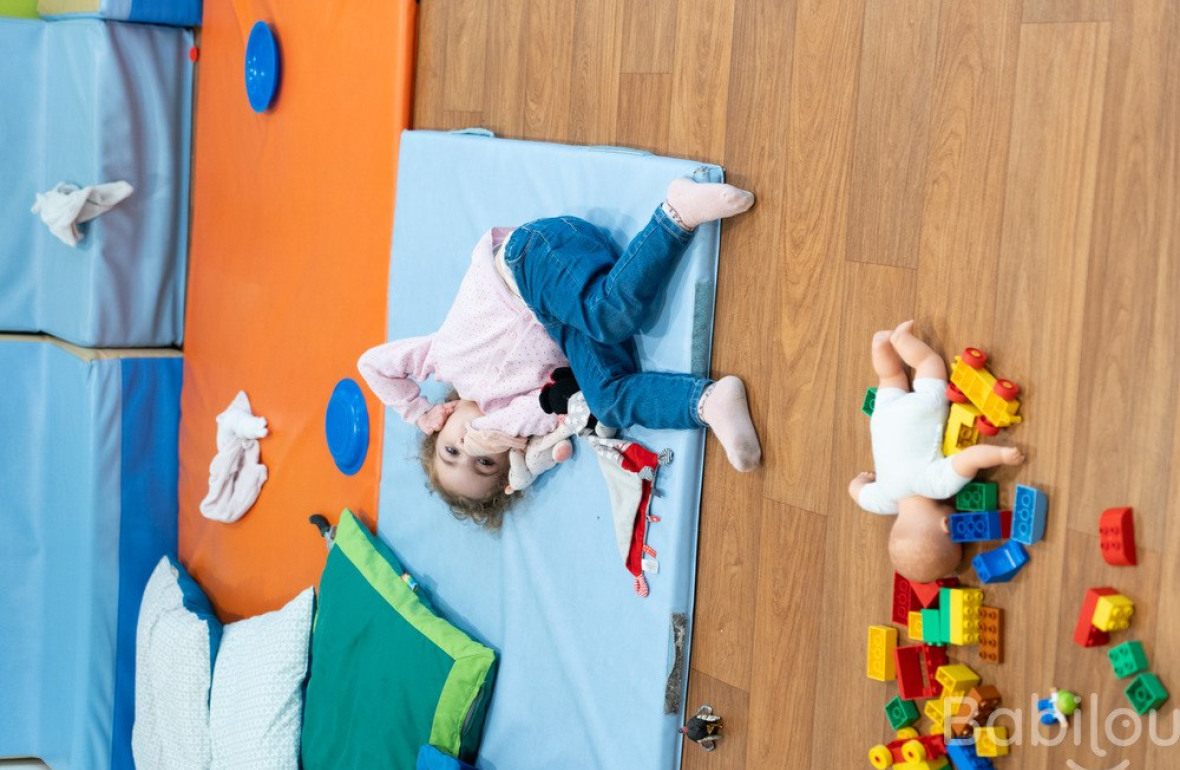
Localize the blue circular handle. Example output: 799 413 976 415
245 21 280 113
325 378 369 476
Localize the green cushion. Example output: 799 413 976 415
0 0 38 17
301 510 497 769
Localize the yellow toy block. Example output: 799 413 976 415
867 625 898 681
925 698 945 734
935 664 981 696
974 726 1010 757
942 402 982 456
947 588 983 645
895 758 949 770
1093 593 1134 632
908 610 924 641
950 353 1022 429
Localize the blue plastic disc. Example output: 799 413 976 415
244 21 280 113
325 378 369 476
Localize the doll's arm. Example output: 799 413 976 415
850 473 898 514
357 335 437 424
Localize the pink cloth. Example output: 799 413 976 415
358 228 568 439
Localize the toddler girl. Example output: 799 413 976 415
358 177 761 527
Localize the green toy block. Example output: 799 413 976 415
921 608 947 646
862 386 877 417
1125 673 1169 715
1108 641 1149 679
885 695 920 730
955 482 998 512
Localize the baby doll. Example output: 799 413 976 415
849 321 1025 583
359 177 761 529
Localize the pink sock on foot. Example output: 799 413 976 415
698 376 762 472
664 177 755 230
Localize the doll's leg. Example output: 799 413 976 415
889 320 946 381
872 330 909 391
949 443 1026 478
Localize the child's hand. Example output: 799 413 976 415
416 401 458 435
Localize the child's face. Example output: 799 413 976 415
434 400 510 501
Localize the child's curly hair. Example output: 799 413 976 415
420 427 517 531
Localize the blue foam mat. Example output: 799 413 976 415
38 0 201 27
0 18 193 347
0 337 181 770
378 130 722 770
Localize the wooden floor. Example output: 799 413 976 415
413 1 1180 767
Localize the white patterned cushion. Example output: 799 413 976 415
209 587 314 770
133 556 223 770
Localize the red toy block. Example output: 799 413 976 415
895 645 926 700
885 733 947 763
999 509 1013 539
924 644 949 686
912 577 960 609
1099 507 1137 566
1074 587 1118 647
893 572 917 624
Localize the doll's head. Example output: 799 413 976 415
420 399 516 530
890 496 962 583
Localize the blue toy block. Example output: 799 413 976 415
947 741 996 770
972 540 1029 584
949 511 1003 543
1011 484 1048 545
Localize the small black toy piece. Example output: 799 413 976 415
679 704 723 751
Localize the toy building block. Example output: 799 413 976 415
909 611 925 641
998 510 1012 539
1108 640 1149 679
943 401 983 456
945 588 983 645
921 608 946 646
1099 506 1137 566
1011 484 1048 545
894 572 917 624
1092 593 1134 632
952 685 1002 738
896 738 950 769
925 698 945 734
896 645 928 700
867 743 893 769
972 540 1029 584
924 644 949 688
1125 672 1169 715
886 695 921 730
974 726 1009 757
955 482 999 512
862 386 878 417
896 644 945 700
868 625 899 681
912 576 960 609
936 664 981 696
1073 587 1118 647
978 606 1003 664
949 348 1022 429
945 741 995 770
948 511 1003 543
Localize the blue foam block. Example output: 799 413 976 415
0 337 182 770
0 19 193 347
1011 483 1048 545
378 130 722 770
949 510 1003 543
946 740 995 770
38 0 201 26
973 540 1029 584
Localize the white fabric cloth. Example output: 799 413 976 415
133 558 219 770
31 180 134 246
210 588 314 770
858 378 973 515
200 391 269 523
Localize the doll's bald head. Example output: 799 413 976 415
890 497 962 583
